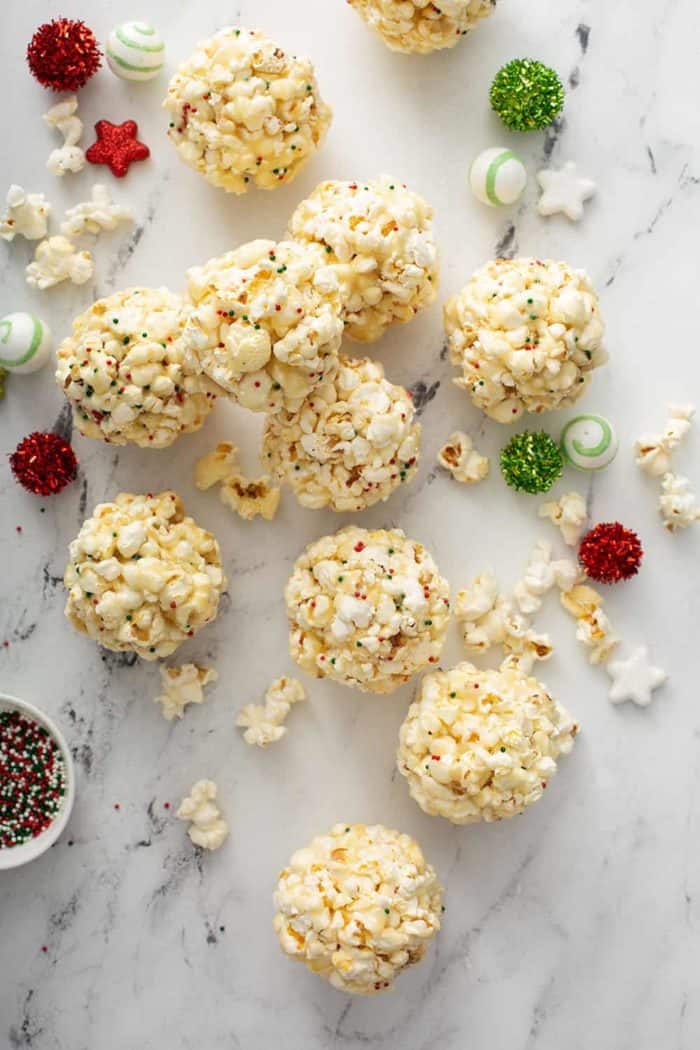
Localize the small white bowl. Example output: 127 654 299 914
0 692 76 870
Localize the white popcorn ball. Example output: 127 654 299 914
287 176 438 343
437 430 489 484
397 661 579 824
56 287 217 448
64 491 226 661
163 27 332 194
185 239 343 414
285 526 450 694
177 780 228 850
262 355 421 511
273 823 443 994
445 258 607 423
347 0 496 54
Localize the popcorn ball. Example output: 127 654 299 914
287 176 438 343
285 526 450 694
445 258 607 423
186 239 343 414
273 823 443 994
347 0 496 55
163 27 332 194
262 355 420 511
56 287 216 447
397 661 579 824
64 491 226 660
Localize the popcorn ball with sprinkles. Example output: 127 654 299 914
0 710 66 850
64 491 226 660
285 525 451 694
163 26 332 194
347 0 496 55
27 18 101 92
55 287 218 448
445 258 607 423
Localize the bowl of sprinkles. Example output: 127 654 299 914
0 693 75 870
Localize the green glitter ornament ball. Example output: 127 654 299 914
500 431 563 494
490 58 565 132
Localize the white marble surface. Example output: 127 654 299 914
1 0 699 1047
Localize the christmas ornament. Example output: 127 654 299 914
27 18 101 92
500 431 563 494
106 21 165 81
9 432 78 496
578 522 643 584
469 147 527 207
607 647 667 707
537 162 597 222
0 313 52 374
560 414 618 471
490 58 564 132
86 120 150 178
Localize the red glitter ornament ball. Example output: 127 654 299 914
579 522 644 584
26 18 101 92
9 432 78 496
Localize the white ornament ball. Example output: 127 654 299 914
469 147 528 207
106 21 165 82
560 414 618 471
0 312 52 374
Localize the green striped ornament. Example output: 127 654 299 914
469 147 527 207
106 21 165 82
560 414 618 471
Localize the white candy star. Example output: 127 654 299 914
607 646 668 707
536 162 597 222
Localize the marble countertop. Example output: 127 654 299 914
1 0 699 1047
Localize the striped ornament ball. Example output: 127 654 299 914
106 21 165 82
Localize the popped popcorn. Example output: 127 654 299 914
177 779 228 850
64 491 226 660
154 663 218 721
262 354 420 512
25 236 93 290
43 95 86 176
220 474 280 521
0 184 51 241
560 584 619 664
397 661 579 824
513 540 580 615
348 0 496 54
287 176 439 342
60 184 133 237
658 473 700 531
437 430 489 484
273 823 442 994
194 442 239 490
635 404 695 477
539 490 588 546
185 239 343 413
445 258 607 423
236 676 306 747
285 526 451 694
56 287 216 447
163 27 332 194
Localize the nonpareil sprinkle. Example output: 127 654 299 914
0 711 66 849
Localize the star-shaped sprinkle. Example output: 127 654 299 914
85 120 150 178
606 646 668 707
536 162 596 222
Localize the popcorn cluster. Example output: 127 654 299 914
397 661 579 824
154 664 218 721
437 430 490 484
287 176 439 342
64 491 226 660
560 584 619 664
56 288 216 447
445 258 607 423
273 823 442 994
539 490 588 546
513 541 580 615
164 27 332 194
635 404 695 477
0 185 51 241
44 95 86 176
177 780 229 850
26 235 93 289
236 676 306 747
659 473 700 532
285 526 450 694
347 0 496 54
186 239 343 413
262 355 420 511
195 441 280 521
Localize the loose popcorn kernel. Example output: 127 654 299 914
262 354 421 512
445 258 607 423
635 404 695 478
539 491 588 546
155 663 218 721
194 442 239 491
220 474 280 521
347 0 496 54
163 27 332 195
287 175 438 342
64 491 227 661
659 473 700 531
236 675 306 747
397 660 579 824
44 94 85 177
560 584 619 664
513 540 580 615
437 430 489 484
185 239 343 414
285 525 450 694
60 184 132 237
56 287 216 448
273 823 443 994
177 779 228 850
0 184 51 241
26 235 93 290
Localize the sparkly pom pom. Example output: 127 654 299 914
490 58 564 132
26 18 101 92
579 522 643 584
500 431 563 494
9 432 78 496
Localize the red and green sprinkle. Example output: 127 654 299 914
0 710 66 849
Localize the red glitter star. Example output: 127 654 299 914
86 120 150 178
